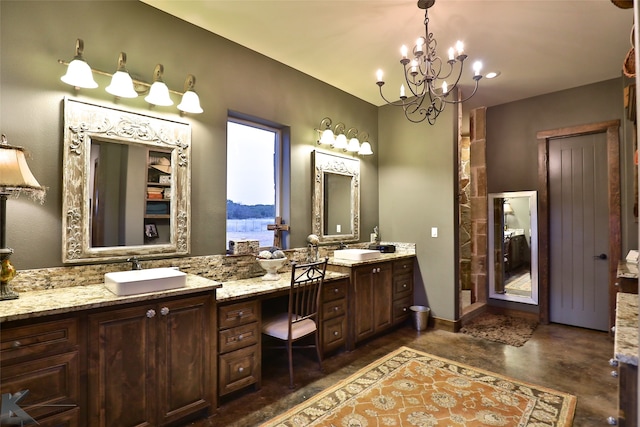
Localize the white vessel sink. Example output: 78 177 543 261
333 248 381 261
105 268 187 296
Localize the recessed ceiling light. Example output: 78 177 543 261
485 71 501 79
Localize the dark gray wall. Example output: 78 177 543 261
378 103 459 321
0 0 379 269
486 77 637 311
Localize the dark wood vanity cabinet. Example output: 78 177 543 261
351 262 394 345
320 277 348 354
0 316 82 427
217 299 261 397
87 293 214 427
328 256 415 350
392 259 414 325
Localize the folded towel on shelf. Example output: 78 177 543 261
146 203 169 215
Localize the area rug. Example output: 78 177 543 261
261 346 576 427
460 313 538 347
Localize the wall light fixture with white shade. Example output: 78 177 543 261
315 117 373 156
59 38 203 114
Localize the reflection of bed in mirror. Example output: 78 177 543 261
488 191 538 305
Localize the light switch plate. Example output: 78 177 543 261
431 227 438 238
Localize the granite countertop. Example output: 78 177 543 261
217 271 348 303
327 251 416 268
0 274 222 323
614 292 638 366
617 260 638 279
1 251 413 323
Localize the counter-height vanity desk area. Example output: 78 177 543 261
215 250 416 400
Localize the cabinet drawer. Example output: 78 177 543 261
393 273 413 298
219 322 259 354
322 279 348 302
219 345 260 396
322 298 347 321
322 316 347 353
36 408 81 427
0 351 80 422
1 317 78 363
393 296 412 324
393 259 414 274
218 300 259 329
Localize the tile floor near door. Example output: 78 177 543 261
188 322 617 426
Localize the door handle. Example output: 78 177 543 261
594 253 607 260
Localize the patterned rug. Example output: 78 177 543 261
261 346 576 427
460 314 538 347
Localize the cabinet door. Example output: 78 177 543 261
88 305 157 427
373 263 393 331
352 266 375 341
1 351 80 424
156 295 212 424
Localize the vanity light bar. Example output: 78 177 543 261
58 39 203 114
315 117 373 156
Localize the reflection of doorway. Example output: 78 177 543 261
537 120 621 332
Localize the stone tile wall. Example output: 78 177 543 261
11 241 414 293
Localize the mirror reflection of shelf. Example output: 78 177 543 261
145 150 172 231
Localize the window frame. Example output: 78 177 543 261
226 115 287 250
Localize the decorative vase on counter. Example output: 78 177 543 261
257 258 288 281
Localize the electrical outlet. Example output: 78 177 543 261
431 227 438 238
336 224 341 233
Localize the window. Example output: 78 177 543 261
226 118 283 250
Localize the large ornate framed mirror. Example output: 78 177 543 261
312 150 359 243
62 98 191 263
488 191 539 305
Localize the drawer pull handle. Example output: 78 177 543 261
12 341 20 348
146 309 156 318
609 358 619 367
334 288 339 293
237 311 244 317
607 416 618 425
403 307 407 312
333 306 339 312
611 370 618 378
333 331 339 336
402 283 407 288
238 367 244 373
160 307 170 316
238 334 244 340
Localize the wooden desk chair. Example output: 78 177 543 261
261 257 328 388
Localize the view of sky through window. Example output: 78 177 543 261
226 120 277 248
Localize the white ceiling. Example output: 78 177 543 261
140 0 635 111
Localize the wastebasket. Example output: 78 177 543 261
410 305 430 331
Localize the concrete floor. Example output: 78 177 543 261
188 322 617 426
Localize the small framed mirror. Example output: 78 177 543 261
312 151 359 243
62 98 191 263
488 191 538 305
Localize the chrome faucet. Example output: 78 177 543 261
126 257 142 270
338 242 347 249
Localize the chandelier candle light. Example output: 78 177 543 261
376 0 483 124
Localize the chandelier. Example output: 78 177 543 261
376 0 483 125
